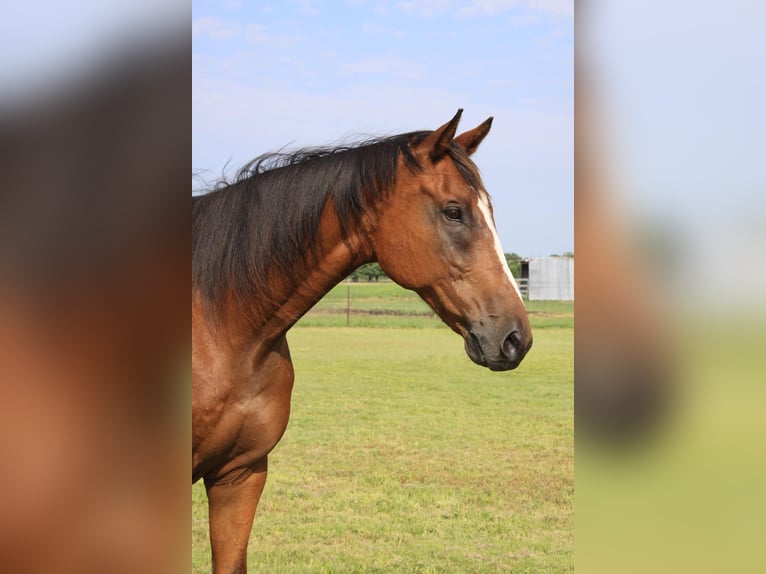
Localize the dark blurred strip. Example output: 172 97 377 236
0 8 188 573
574 72 675 445
576 2 766 573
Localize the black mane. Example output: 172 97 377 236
192 130 482 323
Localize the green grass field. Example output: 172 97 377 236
193 284 573 572
299 281 573 330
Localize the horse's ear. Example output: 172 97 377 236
420 108 463 162
454 116 493 156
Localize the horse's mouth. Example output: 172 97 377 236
464 331 525 372
465 332 495 368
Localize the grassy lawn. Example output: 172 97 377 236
192 303 573 572
300 281 573 329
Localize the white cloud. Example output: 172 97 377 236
395 0 452 16
340 57 422 80
510 11 542 25
246 24 269 42
527 0 572 16
293 0 321 15
245 24 304 48
361 21 407 37
192 17 237 39
457 0 572 18
457 0 520 18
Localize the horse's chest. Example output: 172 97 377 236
192 340 295 480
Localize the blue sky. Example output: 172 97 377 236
582 0 766 304
193 0 573 257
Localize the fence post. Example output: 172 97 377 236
346 278 351 326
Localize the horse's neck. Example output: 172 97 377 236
252 211 374 350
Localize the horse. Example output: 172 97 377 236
192 109 533 573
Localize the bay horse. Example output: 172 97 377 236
192 109 532 573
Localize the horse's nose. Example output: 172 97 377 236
502 327 533 365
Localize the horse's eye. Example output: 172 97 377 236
444 206 462 222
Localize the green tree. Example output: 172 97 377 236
349 262 387 282
504 252 522 278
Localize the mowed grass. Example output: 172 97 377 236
300 281 573 329
192 302 573 572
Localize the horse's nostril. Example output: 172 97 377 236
503 330 523 357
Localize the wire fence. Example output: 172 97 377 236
298 280 573 329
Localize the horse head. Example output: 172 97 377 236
373 109 532 371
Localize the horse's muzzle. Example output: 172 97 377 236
464 322 533 371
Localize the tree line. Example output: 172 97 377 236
348 252 537 282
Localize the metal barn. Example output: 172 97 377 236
520 257 574 301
